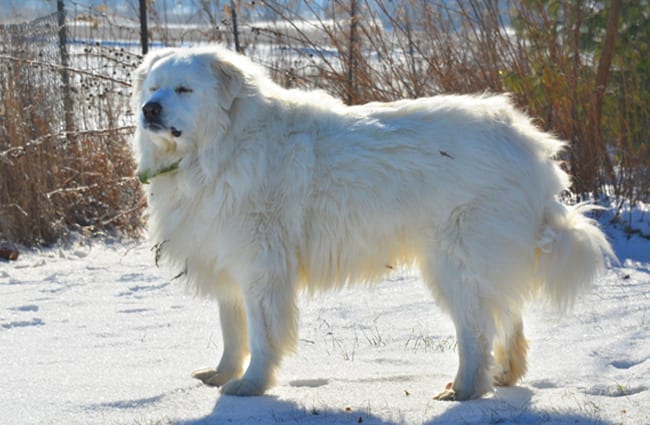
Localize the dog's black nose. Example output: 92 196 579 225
142 101 162 121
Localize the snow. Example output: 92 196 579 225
1 216 649 425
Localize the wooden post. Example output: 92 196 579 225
57 0 74 134
347 0 358 104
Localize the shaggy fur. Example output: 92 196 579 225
131 45 613 400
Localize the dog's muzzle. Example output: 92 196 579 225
142 101 182 137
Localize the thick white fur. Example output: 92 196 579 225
131 45 614 400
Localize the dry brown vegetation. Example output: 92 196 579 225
0 15 143 246
1 0 647 247
259 0 648 205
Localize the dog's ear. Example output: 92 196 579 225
210 57 244 111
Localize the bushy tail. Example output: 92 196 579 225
536 201 616 310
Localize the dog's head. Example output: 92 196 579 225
131 46 248 183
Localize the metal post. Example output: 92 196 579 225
230 0 241 52
140 0 149 54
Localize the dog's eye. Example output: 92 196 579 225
175 86 193 94
149 87 157 93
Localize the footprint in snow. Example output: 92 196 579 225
8 305 39 312
1 317 44 329
610 358 647 370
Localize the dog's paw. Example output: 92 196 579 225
492 366 513 387
221 378 267 396
192 368 234 387
433 382 456 401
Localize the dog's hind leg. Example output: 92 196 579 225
433 301 495 400
425 252 496 401
492 317 528 387
221 273 299 396
193 296 249 387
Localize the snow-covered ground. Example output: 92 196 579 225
1 210 649 425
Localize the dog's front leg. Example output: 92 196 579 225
221 276 298 396
193 296 249 387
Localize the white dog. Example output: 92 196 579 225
131 45 613 400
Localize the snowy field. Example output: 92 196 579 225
1 209 649 425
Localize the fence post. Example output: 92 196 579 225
57 0 74 134
230 0 241 52
140 0 149 54
346 0 359 104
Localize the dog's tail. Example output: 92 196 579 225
535 201 615 310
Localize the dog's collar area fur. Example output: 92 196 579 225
137 160 181 184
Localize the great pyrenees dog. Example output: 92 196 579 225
131 45 613 401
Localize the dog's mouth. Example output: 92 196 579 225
144 121 183 138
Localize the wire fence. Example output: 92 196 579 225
0 8 143 245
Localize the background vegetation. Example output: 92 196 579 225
0 0 648 247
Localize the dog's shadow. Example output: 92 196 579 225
176 385 613 425
426 386 613 425
176 392 395 425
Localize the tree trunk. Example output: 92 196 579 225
587 0 622 193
